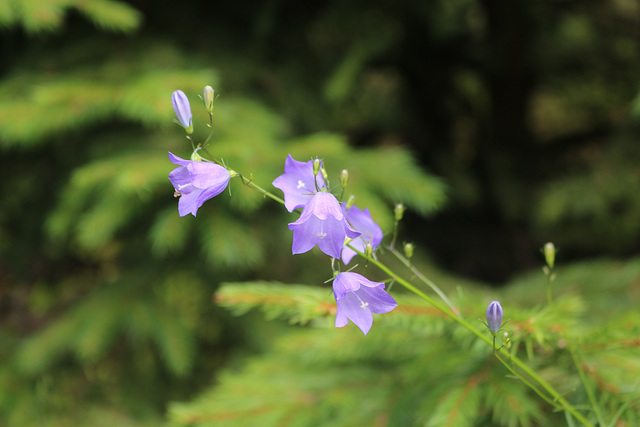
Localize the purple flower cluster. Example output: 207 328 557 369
166 89 397 335
272 155 397 335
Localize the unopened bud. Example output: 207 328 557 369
203 85 215 113
486 300 503 334
403 242 414 259
313 159 321 177
171 90 193 134
346 195 356 209
394 203 405 221
340 169 348 189
190 149 204 162
321 167 329 183
543 242 556 269
365 242 373 259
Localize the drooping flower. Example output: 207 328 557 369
288 191 359 259
171 90 193 133
168 152 230 217
341 204 384 265
272 155 325 212
486 300 503 334
333 272 398 335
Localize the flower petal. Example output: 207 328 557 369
177 188 203 217
289 215 323 255
272 155 325 212
308 192 343 221
342 204 384 265
187 162 230 189
316 217 348 259
335 307 349 328
168 166 196 194
355 285 398 314
336 292 373 335
168 152 191 167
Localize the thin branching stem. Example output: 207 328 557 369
349 246 595 427
388 246 459 316
234 168 594 427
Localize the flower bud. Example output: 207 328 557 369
313 159 321 177
394 203 405 221
346 195 356 210
203 85 215 113
321 167 329 183
503 332 511 349
364 242 373 259
543 242 556 269
340 169 348 189
403 242 414 259
171 90 193 134
190 148 204 162
486 300 503 334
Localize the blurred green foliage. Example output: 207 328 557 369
1 0 640 426
170 259 640 426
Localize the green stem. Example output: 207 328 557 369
353 247 595 427
494 353 558 408
239 175 286 205
388 247 459 316
230 167 592 426
547 268 554 307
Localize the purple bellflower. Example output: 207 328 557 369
171 90 193 133
288 191 360 259
341 204 384 265
272 155 326 212
333 272 398 335
168 152 230 217
486 300 503 334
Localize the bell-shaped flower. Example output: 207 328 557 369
486 300 503 334
333 272 398 335
168 152 230 217
272 155 326 212
341 204 384 265
171 90 193 133
288 191 359 259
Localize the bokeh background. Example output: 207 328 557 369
2 0 640 425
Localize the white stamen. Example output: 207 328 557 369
296 180 306 189
360 301 369 309
317 232 327 239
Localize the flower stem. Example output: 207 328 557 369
239 175 286 205
352 247 595 427
388 246 459 316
